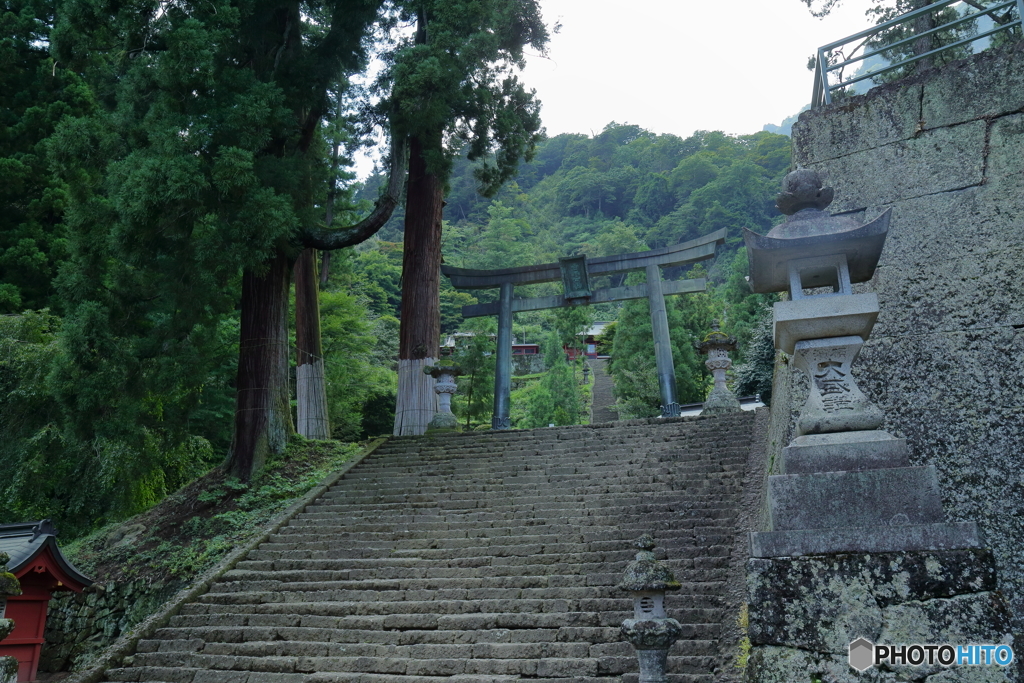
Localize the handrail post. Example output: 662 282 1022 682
812 58 823 109
819 48 831 106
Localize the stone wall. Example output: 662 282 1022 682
788 41 1024 647
39 578 184 673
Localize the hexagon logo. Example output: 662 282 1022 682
849 638 875 672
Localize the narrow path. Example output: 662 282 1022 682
588 358 618 424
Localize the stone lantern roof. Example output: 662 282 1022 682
742 168 892 294
694 320 736 354
618 535 680 593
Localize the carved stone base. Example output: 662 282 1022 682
700 386 742 415
425 411 459 433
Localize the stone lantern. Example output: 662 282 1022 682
695 320 741 415
423 354 463 434
618 535 682 683
743 168 978 557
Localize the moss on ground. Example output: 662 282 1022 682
63 437 362 584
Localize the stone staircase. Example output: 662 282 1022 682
588 360 618 424
106 413 756 683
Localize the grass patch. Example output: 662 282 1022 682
64 437 362 583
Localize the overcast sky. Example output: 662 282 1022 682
522 0 875 138
354 1 878 176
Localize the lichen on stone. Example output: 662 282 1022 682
618 535 681 592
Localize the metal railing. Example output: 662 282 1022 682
812 0 1024 107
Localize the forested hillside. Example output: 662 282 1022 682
348 122 787 420
0 0 788 540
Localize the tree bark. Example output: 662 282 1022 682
227 251 293 480
912 0 936 72
294 247 330 439
393 134 443 435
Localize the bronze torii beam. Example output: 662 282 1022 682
441 229 727 429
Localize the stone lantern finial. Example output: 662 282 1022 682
776 167 834 215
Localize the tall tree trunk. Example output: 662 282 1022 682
294 247 330 439
393 134 442 435
912 0 936 72
228 251 293 480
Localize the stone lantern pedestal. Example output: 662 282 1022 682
619 535 681 683
424 360 462 434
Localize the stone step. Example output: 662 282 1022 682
206 578 729 598
231 555 734 576
110 648 719 678
171 606 727 630
144 634 715 657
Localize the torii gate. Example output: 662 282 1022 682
441 229 726 429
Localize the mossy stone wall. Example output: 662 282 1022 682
39 579 184 673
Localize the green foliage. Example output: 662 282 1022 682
608 296 705 418
516 331 585 428
318 252 401 439
0 0 386 533
378 0 549 193
452 322 496 429
734 307 776 405
65 438 361 580
0 0 93 313
0 311 223 536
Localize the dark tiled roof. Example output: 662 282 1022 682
0 520 93 588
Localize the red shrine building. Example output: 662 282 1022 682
0 521 93 682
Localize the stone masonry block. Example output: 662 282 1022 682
749 521 982 558
746 646 901 683
987 113 1024 183
767 466 943 532
793 83 923 165
922 42 1024 129
807 120 986 212
879 593 1014 678
781 430 909 474
747 550 999 652
868 245 1024 338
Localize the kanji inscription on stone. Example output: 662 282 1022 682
814 361 855 412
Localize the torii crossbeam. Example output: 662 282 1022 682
442 229 727 428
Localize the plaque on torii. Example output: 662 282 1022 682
441 229 727 429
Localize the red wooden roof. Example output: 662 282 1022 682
0 521 92 592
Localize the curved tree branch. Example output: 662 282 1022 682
300 134 408 251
